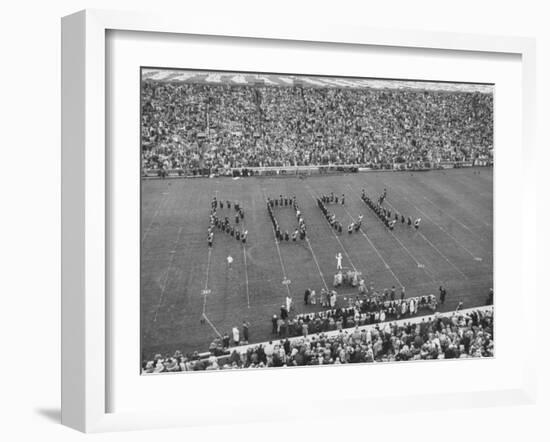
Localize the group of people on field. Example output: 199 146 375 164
266 194 307 242
361 188 420 231
207 196 248 247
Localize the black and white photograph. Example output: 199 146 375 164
140 68 494 373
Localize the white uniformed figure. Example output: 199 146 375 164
336 252 343 270
232 326 240 345
227 255 233 268
286 296 293 312
333 271 343 287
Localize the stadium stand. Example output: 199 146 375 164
141 79 493 176
141 307 493 372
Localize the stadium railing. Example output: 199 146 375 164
142 160 493 178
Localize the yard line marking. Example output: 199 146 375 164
423 196 491 234
202 313 222 338
141 190 170 243
383 189 486 262
200 248 222 338
306 186 358 273
415 229 469 280
339 187 404 287
202 247 213 307
242 245 250 308
261 189 292 299
380 197 469 280
412 200 484 260
305 237 330 291
343 187 436 283
153 226 183 322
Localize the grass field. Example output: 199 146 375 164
141 168 493 359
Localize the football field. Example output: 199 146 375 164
141 168 493 359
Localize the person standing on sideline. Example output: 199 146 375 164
242 321 250 344
439 286 446 304
330 290 337 308
286 295 293 313
336 252 343 270
232 326 240 346
304 288 311 305
310 289 317 305
271 315 278 335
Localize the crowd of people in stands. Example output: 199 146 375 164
141 81 493 174
142 308 493 372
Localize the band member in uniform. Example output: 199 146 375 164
414 218 421 229
207 232 213 247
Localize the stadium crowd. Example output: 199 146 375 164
141 308 493 372
141 81 493 174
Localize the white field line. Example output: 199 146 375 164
341 194 436 285
381 197 469 280
202 313 222 338
261 189 292 299
386 195 481 260
200 248 221 342
153 226 183 322
305 187 358 273
141 191 170 243
305 237 330 291
412 200 484 260
339 205 404 288
346 184 436 282
384 192 485 262
415 230 469 280
423 196 491 238
449 173 493 199
201 247 213 316
243 244 250 308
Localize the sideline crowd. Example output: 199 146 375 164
142 308 493 372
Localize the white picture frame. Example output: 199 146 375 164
61 9 537 433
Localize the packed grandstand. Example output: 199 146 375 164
141 70 493 175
